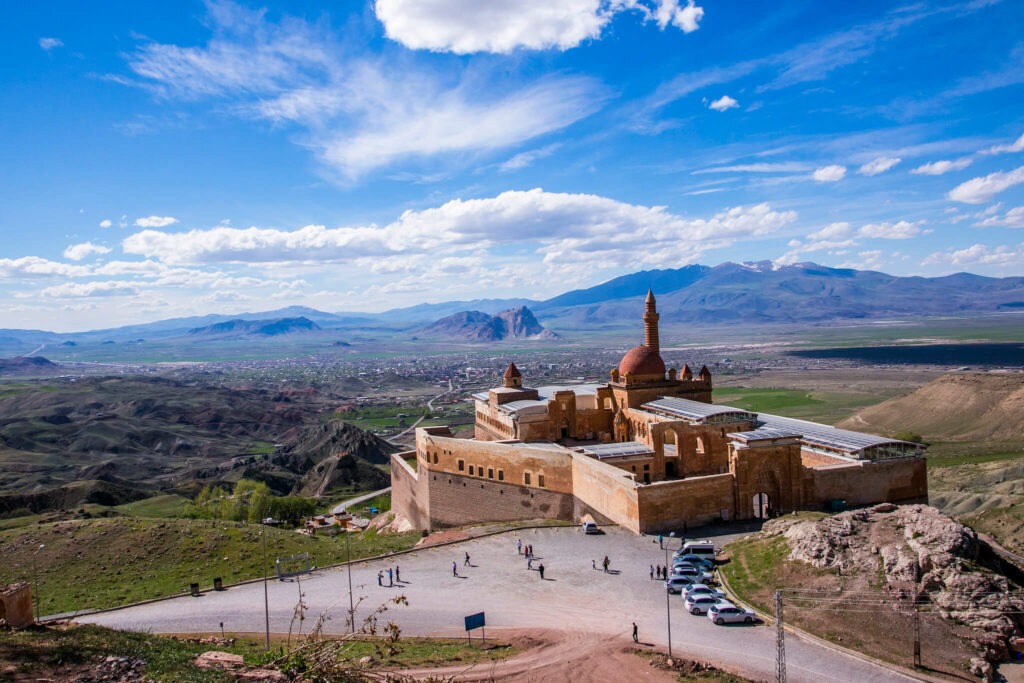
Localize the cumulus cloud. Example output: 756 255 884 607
0 257 90 279
40 281 140 298
121 189 796 271
99 219 113 228
39 37 63 51
983 133 1024 155
63 242 112 261
374 0 703 54
910 158 971 175
858 156 900 176
974 206 1024 228
948 166 1024 204
809 222 852 240
857 220 926 239
923 243 1023 269
707 95 738 112
134 216 179 228
812 165 846 182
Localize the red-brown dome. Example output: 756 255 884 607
618 345 665 377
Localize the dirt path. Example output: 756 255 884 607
396 629 685 682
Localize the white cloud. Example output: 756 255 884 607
974 206 1024 228
948 166 1024 204
693 162 811 175
983 133 1024 155
857 156 900 176
0 257 91 279
809 222 852 240
40 281 140 298
857 220 926 239
499 144 561 171
923 243 1023 269
63 242 112 261
99 219 113 228
134 216 179 228
909 158 971 175
39 37 63 51
707 95 739 112
374 0 703 55
812 165 846 182
121 189 796 272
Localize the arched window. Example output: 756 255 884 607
695 437 705 454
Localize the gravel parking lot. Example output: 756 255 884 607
81 524 920 682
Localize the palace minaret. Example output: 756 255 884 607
643 288 660 352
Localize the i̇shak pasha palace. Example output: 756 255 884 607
392 291 927 533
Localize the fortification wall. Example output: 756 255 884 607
570 454 642 533
635 473 735 533
805 457 928 508
425 472 575 528
390 452 429 530
419 432 575 493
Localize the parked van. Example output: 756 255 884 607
581 514 599 534
679 540 716 558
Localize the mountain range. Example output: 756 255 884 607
2 261 1023 350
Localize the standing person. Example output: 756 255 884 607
592 559 597 570
603 556 610 573
464 552 470 566
517 538 522 555
632 622 638 643
377 571 383 586
658 534 664 549
538 563 545 579
649 565 654 580
527 556 533 570
387 567 393 586
452 561 458 577
395 566 400 583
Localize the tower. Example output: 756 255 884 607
644 289 660 352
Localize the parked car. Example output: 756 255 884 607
664 575 699 594
707 602 756 625
581 520 599 534
668 565 714 583
680 540 716 559
672 553 716 570
685 594 725 615
681 583 726 601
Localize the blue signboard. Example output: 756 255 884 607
464 612 485 631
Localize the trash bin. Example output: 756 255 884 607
190 582 200 597
213 577 224 591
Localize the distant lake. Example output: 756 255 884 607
787 342 1024 366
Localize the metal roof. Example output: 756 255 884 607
756 413 916 456
730 428 803 442
498 399 549 415
535 383 603 399
579 441 654 459
642 397 755 423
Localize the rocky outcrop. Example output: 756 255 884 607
419 306 556 341
765 504 1024 666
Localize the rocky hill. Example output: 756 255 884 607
838 372 1024 441
765 504 1024 674
186 316 321 337
0 356 61 376
419 306 557 341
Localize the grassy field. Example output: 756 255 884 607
712 387 882 423
114 494 191 518
0 624 517 682
0 517 418 616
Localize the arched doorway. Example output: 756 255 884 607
752 492 771 519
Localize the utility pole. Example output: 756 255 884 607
775 589 786 683
32 544 45 623
664 531 675 657
345 530 355 634
913 601 921 667
262 522 270 650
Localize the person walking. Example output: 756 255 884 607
452 561 458 577
603 556 610 573
377 571 383 586
387 567 394 586
464 552 471 566
592 559 597 570
538 563 545 580
658 534 663 549
395 566 400 583
649 565 654 580
632 622 638 643
517 538 522 555
527 556 533 570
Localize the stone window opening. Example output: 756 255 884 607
488 468 494 479
538 474 546 488
433 453 438 464
457 459 464 471
469 465 475 475
695 437 705 454
524 472 531 486
498 470 504 481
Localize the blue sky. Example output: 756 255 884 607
2 0 1023 331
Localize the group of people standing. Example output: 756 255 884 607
649 564 670 580
517 538 545 579
376 566 401 586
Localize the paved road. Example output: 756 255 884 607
389 379 454 443
79 526 920 682
331 487 392 516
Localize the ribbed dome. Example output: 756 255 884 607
618 345 665 377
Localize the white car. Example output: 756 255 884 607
684 594 724 615
680 583 725 601
707 601 756 625
668 565 713 583
672 554 715 570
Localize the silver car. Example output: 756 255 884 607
707 601 756 625
680 583 725 601
668 565 713 583
684 594 724 615
664 575 699 594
